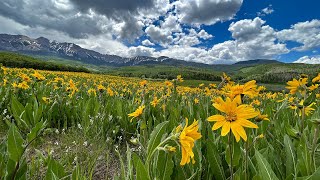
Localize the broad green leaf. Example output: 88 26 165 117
303 91 316 106
226 139 241 167
11 95 28 130
27 121 46 143
126 144 133 180
156 151 174 180
7 124 24 162
284 135 296 179
297 167 320 180
5 159 16 180
147 121 168 157
207 140 226 180
45 158 66 180
255 150 279 180
15 159 27 180
132 153 150 180
297 135 313 176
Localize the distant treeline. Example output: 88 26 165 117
112 67 222 81
0 52 90 73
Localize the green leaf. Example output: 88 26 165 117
45 158 66 180
255 150 279 180
147 121 168 157
15 159 27 180
132 153 150 180
303 91 316 106
297 135 313 176
27 121 46 143
5 159 16 180
156 151 174 180
225 139 241 167
11 95 28 130
284 135 296 179
206 140 226 180
297 167 320 180
7 124 24 162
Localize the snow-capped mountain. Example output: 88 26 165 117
0 34 211 67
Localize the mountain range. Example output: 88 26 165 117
0 34 282 67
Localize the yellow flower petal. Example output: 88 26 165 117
207 115 226 122
212 120 226 130
221 121 231 136
238 119 258 128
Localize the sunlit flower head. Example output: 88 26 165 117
151 96 159 107
290 100 316 117
286 78 308 95
17 81 29 90
32 71 45 81
228 80 258 99
164 80 173 87
308 84 319 91
140 80 147 87
87 88 97 96
128 105 145 122
255 110 270 122
312 73 320 83
97 84 106 92
178 118 202 166
176 75 184 82
42 97 50 103
207 97 259 142
19 73 31 82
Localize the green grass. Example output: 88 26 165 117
0 52 90 73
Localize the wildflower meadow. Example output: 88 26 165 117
1 65 320 179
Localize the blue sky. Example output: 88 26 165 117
0 0 319 64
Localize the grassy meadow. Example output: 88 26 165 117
1 64 320 179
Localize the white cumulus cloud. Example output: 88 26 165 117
294 56 320 64
277 19 320 51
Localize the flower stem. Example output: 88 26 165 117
312 125 319 171
229 133 234 180
245 141 249 180
301 106 305 133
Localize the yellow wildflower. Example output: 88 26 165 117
176 75 184 82
97 84 106 92
19 73 31 82
42 97 50 103
255 111 270 122
32 71 45 81
228 80 258 99
17 81 29 90
178 118 202 166
1 66 8 74
140 80 147 87
88 88 97 96
309 84 319 91
107 87 114 96
286 78 308 94
151 96 159 107
128 105 145 122
164 80 173 87
312 73 320 83
207 97 259 142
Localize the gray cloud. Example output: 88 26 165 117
69 0 155 19
175 0 243 25
0 0 107 38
